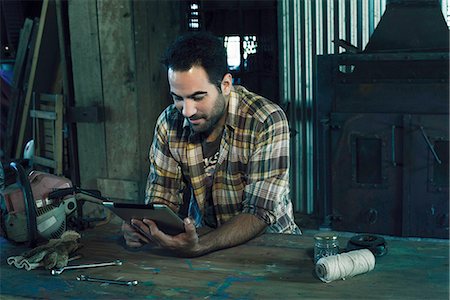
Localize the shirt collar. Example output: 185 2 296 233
225 85 239 131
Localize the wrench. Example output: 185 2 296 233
51 260 122 275
77 275 138 286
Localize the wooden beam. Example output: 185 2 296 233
29 109 56 120
4 18 35 159
97 0 140 181
30 93 64 175
15 0 49 158
56 0 80 184
54 94 63 175
11 19 34 89
68 0 107 189
33 156 56 169
133 0 181 199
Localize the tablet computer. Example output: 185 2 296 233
103 202 185 235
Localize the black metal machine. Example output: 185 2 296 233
315 0 449 238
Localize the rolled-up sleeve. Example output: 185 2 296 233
241 108 291 227
145 111 184 211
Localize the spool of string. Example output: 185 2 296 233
315 249 375 283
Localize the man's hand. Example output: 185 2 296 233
122 214 267 257
122 221 151 248
142 217 201 257
122 218 200 256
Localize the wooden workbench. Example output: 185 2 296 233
1 219 448 299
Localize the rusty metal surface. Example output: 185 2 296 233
329 113 403 236
314 1 449 238
402 114 449 238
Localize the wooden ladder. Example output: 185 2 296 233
30 92 64 175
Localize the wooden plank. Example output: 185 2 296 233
15 0 49 158
39 93 59 102
67 1 181 202
56 0 80 185
96 1 139 182
96 178 139 201
133 0 181 199
68 0 106 189
20 18 39 96
30 110 56 120
29 93 63 175
4 18 35 159
0 226 448 299
66 106 103 123
54 94 63 175
11 18 34 89
33 155 56 168
4 87 22 159
55 0 69 97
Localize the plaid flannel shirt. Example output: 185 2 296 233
145 85 301 234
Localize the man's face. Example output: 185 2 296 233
168 66 227 134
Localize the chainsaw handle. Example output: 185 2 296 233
9 162 38 248
48 187 108 204
47 187 77 199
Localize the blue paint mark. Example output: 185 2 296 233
210 275 265 299
185 259 211 271
143 281 154 287
142 281 158 299
208 281 218 287
142 267 160 274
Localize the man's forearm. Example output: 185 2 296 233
192 213 267 256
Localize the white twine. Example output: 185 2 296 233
315 249 375 283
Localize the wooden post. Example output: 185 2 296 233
68 0 107 189
15 0 49 158
4 18 34 159
55 0 79 183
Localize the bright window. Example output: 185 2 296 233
188 2 200 30
224 35 258 71
224 36 241 70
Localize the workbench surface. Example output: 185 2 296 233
1 220 448 299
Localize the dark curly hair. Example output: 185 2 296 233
161 32 228 87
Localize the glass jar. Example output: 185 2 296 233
314 232 340 263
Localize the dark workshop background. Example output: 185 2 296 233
0 0 449 238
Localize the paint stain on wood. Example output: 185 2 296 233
208 275 265 299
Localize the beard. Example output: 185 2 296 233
190 93 227 134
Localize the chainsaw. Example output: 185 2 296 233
0 161 107 247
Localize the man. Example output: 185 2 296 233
122 32 300 257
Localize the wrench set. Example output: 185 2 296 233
51 259 123 275
77 275 138 286
51 259 139 286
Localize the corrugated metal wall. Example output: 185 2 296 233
279 0 387 213
443 0 450 25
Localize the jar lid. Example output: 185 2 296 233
314 232 338 240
